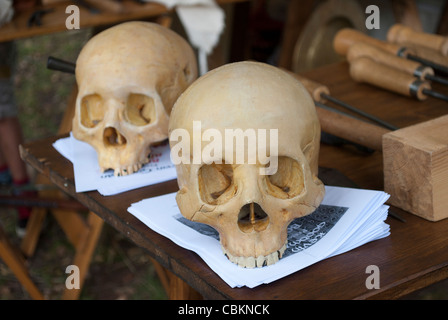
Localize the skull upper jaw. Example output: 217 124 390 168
175 161 325 268
72 92 170 176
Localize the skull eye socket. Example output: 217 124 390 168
80 94 104 128
198 163 236 205
124 93 156 126
266 156 304 199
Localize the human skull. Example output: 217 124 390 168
73 21 197 176
169 61 325 268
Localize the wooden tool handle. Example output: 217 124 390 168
316 106 388 151
83 0 125 13
388 24 448 56
347 42 434 79
402 42 448 68
293 74 330 102
333 28 409 56
350 56 431 100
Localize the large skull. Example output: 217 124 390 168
73 21 197 176
169 61 325 268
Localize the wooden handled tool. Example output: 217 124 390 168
347 42 431 80
349 56 448 101
83 0 125 13
334 28 448 75
295 76 330 102
290 73 398 130
387 24 448 56
347 42 448 86
316 106 388 151
334 28 411 57
47 56 75 74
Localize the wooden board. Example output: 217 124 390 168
383 115 448 221
0 0 247 43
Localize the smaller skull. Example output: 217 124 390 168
73 21 197 176
169 61 325 268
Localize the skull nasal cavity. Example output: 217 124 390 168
238 203 269 233
103 127 127 146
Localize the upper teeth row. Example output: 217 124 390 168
100 161 147 177
222 242 287 268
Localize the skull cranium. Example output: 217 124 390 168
168 61 325 268
73 21 197 176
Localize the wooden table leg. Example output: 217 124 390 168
62 212 104 300
163 268 202 300
20 206 47 257
0 225 44 300
20 84 78 257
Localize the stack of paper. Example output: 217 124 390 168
128 186 390 288
53 134 177 196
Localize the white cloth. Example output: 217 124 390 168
145 0 225 75
0 0 14 27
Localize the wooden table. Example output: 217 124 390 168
20 62 448 299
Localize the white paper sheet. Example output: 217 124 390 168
128 186 390 288
53 134 177 196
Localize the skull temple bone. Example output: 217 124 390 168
169 61 325 268
73 21 197 176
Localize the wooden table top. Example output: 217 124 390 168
20 62 448 299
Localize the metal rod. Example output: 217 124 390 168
422 88 448 102
407 53 448 76
388 209 406 223
47 56 76 74
425 73 448 86
321 94 399 130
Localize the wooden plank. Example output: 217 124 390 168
0 0 249 43
0 0 167 43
